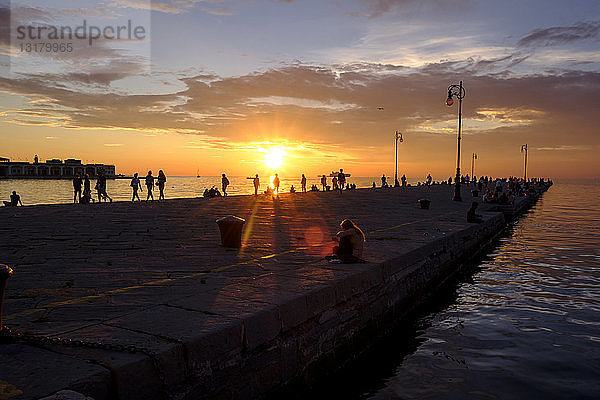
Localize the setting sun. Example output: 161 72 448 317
263 147 286 170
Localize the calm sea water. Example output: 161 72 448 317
304 180 599 400
0 175 416 205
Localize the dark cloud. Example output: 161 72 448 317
1 59 599 177
517 21 600 47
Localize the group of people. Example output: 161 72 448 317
70 169 168 204
129 170 167 202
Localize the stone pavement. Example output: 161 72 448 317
0 184 524 399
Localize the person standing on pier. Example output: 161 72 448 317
401 174 407 187
73 173 83 203
381 174 388 187
221 173 229 197
332 175 338 190
82 174 92 203
338 169 346 190
301 174 307 192
145 170 154 201
273 173 280 194
247 174 260 195
157 170 167 200
130 173 142 202
321 174 327 191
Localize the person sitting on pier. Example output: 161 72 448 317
467 201 483 223
4 191 23 207
203 186 222 198
331 219 365 263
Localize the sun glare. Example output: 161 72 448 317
264 147 285 170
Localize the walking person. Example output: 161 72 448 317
95 171 112 202
221 173 229 197
301 174 307 192
145 170 154 201
157 170 167 200
130 173 142 202
73 173 83 203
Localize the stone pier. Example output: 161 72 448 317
0 182 550 400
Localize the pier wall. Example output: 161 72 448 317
172 212 507 399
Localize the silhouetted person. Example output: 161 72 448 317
95 172 112 202
338 169 346 190
381 174 387 187
73 173 83 203
290 185 296 193
426 173 432 186
273 173 280 193
247 174 260 195
130 172 142 202
221 173 229 197
401 174 407 187
157 170 167 200
301 174 307 192
82 174 92 203
145 170 154 201
4 190 22 206
467 201 483 223
332 175 338 190
331 219 365 263
321 174 327 191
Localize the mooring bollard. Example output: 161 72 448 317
0 264 13 331
418 199 431 209
216 216 246 248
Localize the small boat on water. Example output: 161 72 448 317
196 169 201 178
329 171 351 177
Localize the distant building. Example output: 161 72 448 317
0 156 116 178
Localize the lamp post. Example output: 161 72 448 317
394 131 403 187
521 144 528 181
471 153 477 180
446 80 466 201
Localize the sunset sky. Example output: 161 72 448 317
1 0 599 179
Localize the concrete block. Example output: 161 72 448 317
0 343 110 400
